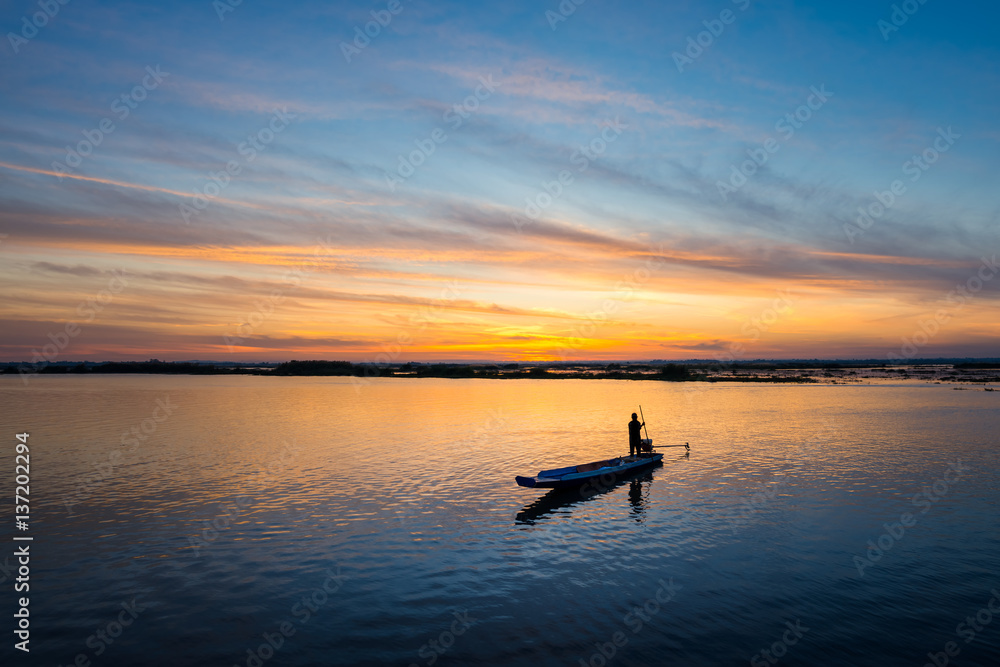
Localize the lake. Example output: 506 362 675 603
1 375 998 666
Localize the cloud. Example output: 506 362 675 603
31 262 106 277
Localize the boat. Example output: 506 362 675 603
515 441 676 489
515 469 657 523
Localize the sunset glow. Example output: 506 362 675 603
2 1 998 362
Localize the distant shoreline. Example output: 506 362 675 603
4 360 999 384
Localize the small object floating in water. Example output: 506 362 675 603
514 442 688 489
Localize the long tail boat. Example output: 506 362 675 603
515 441 688 489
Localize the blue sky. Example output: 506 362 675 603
1 0 998 361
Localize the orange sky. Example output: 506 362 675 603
3 210 998 363
1 4 998 363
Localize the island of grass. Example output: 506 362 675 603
10 358 999 384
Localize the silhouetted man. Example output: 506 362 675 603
628 412 644 458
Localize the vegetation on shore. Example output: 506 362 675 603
8 358 997 384
2 359 803 381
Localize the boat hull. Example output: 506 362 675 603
516 453 663 489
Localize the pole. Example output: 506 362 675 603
639 405 649 440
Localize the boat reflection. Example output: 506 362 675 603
628 476 646 523
515 451 688 525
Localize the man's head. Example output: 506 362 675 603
631 413 637 420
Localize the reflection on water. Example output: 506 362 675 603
629 477 646 522
1 376 999 666
515 469 656 525
515 451 691 525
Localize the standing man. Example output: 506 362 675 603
628 412 645 458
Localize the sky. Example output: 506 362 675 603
0 0 998 363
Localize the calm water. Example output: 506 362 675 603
1 376 998 666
